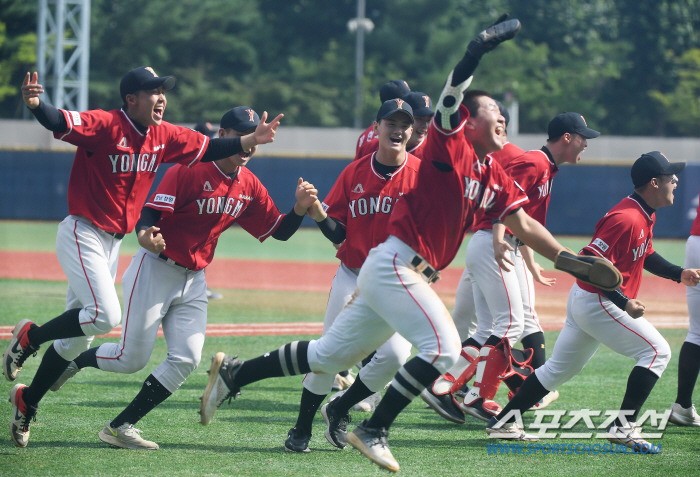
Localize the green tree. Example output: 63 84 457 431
0 0 37 117
649 48 700 136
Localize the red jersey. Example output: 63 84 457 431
387 104 529 271
578 195 655 298
323 152 421 268
489 141 525 168
691 190 700 236
56 108 208 234
356 124 379 159
354 134 428 161
145 162 282 271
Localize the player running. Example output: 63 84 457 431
196 16 621 472
22 107 318 450
4 68 282 448
283 99 419 453
487 151 700 452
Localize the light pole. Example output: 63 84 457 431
347 0 374 129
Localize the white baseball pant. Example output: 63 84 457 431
451 265 477 341
95 248 208 393
685 235 700 347
53 216 123 361
303 263 412 395
536 283 671 391
307 236 461 377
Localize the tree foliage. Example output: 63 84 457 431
0 0 699 136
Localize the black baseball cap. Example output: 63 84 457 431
220 106 260 132
402 92 434 117
376 99 414 123
548 112 600 139
631 151 686 188
379 79 411 103
495 100 510 127
120 66 176 103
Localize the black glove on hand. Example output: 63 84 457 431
466 16 521 59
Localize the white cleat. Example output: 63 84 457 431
529 389 559 411
98 422 159 450
347 420 399 473
486 416 539 441
332 372 355 391
50 361 80 392
354 392 382 412
606 423 660 453
200 352 243 425
669 403 700 427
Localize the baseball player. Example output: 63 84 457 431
355 79 411 159
196 16 621 472
43 107 317 450
284 99 419 453
669 191 700 426
5 68 283 448
354 92 434 161
487 151 700 452
423 112 600 424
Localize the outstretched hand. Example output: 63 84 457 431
294 177 318 215
494 240 515 271
467 15 521 58
253 111 284 146
21 72 44 110
681 268 700 287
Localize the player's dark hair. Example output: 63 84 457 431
461 90 491 118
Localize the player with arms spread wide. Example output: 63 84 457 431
5 69 282 448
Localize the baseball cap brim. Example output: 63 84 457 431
578 127 600 139
665 162 686 175
378 109 414 123
140 76 176 92
412 107 434 117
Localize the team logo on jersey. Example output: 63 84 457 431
239 194 253 201
592 238 609 252
203 181 214 192
246 109 255 122
423 95 430 107
394 99 405 109
352 183 365 194
639 229 645 239
145 67 158 77
117 137 128 149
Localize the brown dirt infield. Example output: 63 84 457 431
0 250 689 335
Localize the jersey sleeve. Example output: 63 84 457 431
484 161 529 221
505 154 541 193
235 179 284 242
321 167 352 228
161 124 209 167
53 109 114 148
423 104 470 168
144 164 186 218
583 214 632 264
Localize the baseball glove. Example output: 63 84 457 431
554 249 623 291
466 15 521 58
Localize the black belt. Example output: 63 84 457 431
159 253 189 270
410 255 441 284
106 231 125 240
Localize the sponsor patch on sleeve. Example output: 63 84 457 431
321 202 329 213
69 111 81 126
592 238 609 252
154 194 176 205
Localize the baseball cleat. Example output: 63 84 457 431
529 389 559 411
486 416 539 441
284 427 311 453
332 371 355 391
321 401 351 449
3 319 40 381
200 352 243 425
420 385 465 424
354 392 382 412
453 383 470 401
9 383 37 448
50 361 80 392
98 422 159 450
347 420 399 473
606 423 659 453
460 397 502 423
669 403 700 427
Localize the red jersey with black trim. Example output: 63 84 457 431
55 108 208 234
387 104 529 271
354 134 428 161
356 124 379 159
145 162 282 271
323 152 421 268
690 190 700 236
489 141 525 168
578 195 655 298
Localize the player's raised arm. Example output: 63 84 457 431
21 72 43 109
435 15 520 130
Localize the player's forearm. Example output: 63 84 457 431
519 244 538 273
643 251 683 283
271 207 305 241
30 99 67 133
503 210 563 262
316 216 346 244
201 137 244 163
135 206 161 234
600 287 630 311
